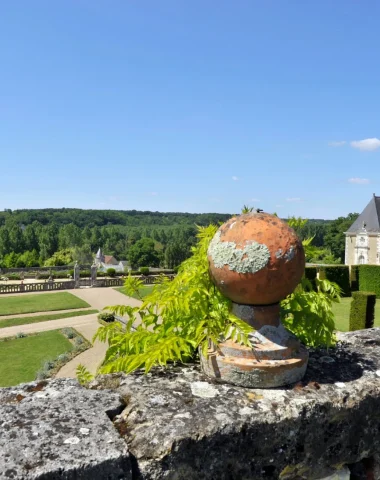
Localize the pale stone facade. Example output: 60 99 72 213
345 194 380 265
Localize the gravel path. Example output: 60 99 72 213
0 307 94 321
0 313 98 339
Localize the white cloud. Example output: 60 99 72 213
350 138 380 151
275 204 284 208
348 177 370 185
232 176 239 181
328 141 346 147
286 197 301 202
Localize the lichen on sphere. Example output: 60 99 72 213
207 212 305 305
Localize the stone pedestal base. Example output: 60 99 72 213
200 303 308 388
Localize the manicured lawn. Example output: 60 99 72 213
0 309 98 329
0 330 73 387
115 285 155 300
332 297 380 332
0 292 90 316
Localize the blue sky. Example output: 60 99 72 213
1 1 380 219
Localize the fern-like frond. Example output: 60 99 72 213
76 364 94 385
99 333 194 374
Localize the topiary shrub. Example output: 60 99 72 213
80 270 91 278
98 312 115 323
107 268 116 277
358 265 380 298
62 327 76 339
304 266 317 290
43 359 56 371
350 265 359 292
322 266 351 297
349 291 376 331
35 369 49 380
139 267 150 275
57 353 69 363
74 336 84 346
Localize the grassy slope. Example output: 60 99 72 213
115 285 154 300
0 292 90 316
0 330 73 387
0 309 98 329
332 297 380 332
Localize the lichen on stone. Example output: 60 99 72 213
208 231 270 274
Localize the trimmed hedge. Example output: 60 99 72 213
349 291 376 331
350 265 359 292
358 265 380 298
321 266 351 297
304 267 317 290
139 267 150 275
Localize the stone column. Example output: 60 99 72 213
91 262 97 287
74 262 80 288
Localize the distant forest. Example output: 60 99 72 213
0 208 353 269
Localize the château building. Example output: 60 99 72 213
345 194 380 265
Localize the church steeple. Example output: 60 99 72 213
95 247 105 265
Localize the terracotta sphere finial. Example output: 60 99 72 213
207 212 305 305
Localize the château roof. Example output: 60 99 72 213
346 194 380 233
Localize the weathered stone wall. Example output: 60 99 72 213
3 329 380 479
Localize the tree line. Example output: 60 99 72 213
0 208 358 269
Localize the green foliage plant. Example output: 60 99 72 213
76 364 94 385
281 277 341 348
358 265 380 298
322 266 351 297
349 291 376 331
241 205 254 213
139 267 150 275
94 225 252 375
92 220 341 377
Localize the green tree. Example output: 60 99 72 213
58 223 82 249
0 227 11 257
3 252 19 268
19 249 40 267
44 249 73 266
23 224 39 251
9 225 24 254
72 244 93 264
324 213 359 262
39 224 59 260
164 242 190 268
128 238 161 268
